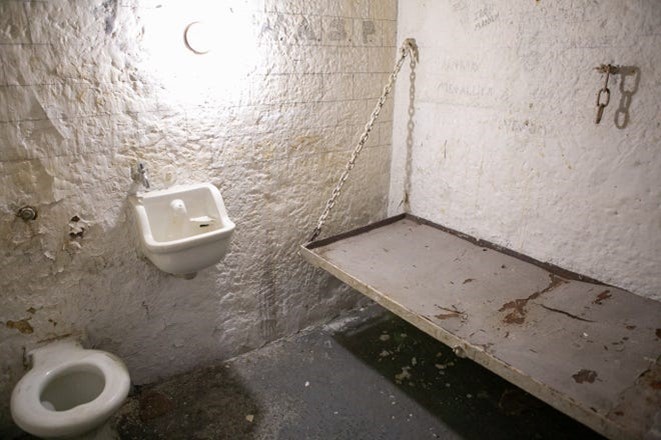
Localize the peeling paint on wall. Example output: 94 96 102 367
0 0 397 434
5 319 33 334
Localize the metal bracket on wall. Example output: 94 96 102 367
595 64 620 75
16 206 38 221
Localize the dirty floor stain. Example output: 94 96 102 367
79 305 603 440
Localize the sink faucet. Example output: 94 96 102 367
132 162 150 189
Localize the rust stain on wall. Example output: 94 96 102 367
6 318 34 334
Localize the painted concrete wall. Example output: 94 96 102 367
0 0 396 433
390 1 661 300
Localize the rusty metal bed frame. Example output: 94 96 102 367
300 214 661 440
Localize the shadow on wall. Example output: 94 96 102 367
613 66 640 130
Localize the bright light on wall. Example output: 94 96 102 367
139 1 257 106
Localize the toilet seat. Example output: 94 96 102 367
11 343 130 439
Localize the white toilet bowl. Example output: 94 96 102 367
10 340 131 439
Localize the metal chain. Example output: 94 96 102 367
309 39 418 242
403 52 417 213
595 64 617 124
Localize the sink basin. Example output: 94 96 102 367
129 183 235 275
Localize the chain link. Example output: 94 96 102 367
309 39 418 242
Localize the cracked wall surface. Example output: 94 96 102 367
0 0 397 433
390 1 661 300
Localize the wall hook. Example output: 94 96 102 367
595 64 620 75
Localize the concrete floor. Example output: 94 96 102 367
14 303 606 440
108 303 604 440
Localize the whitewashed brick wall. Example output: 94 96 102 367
0 0 397 433
390 1 660 300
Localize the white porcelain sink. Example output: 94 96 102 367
129 183 235 275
